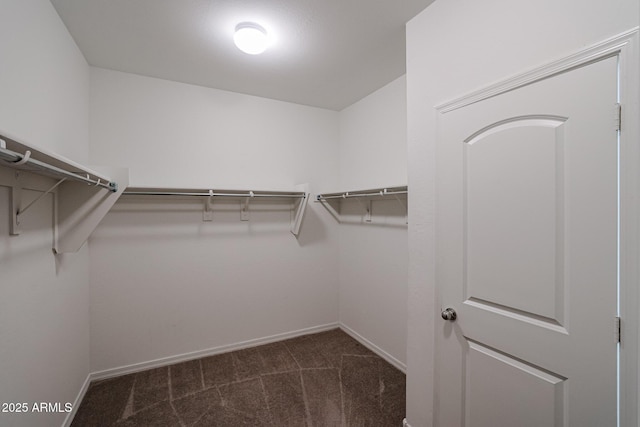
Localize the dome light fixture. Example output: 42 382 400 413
234 22 268 55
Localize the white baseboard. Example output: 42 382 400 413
338 322 407 373
90 322 339 381
62 373 91 427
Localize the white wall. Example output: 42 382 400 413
0 1 90 426
88 69 409 374
406 0 639 426
339 76 408 190
88 68 341 372
337 76 408 368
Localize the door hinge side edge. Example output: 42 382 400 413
615 103 622 131
615 316 621 344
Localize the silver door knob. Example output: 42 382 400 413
441 308 457 321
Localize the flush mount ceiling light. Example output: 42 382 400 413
234 22 268 55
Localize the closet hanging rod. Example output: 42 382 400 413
122 190 306 198
0 146 117 192
317 189 407 201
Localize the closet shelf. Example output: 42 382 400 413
123 187 306 199
0 134 117 191
316 185 407 201
316 185 408 224
121 186 310 237
0 130 128 253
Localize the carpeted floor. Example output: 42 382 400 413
71 328 406 426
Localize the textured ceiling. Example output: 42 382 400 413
50 0 433 110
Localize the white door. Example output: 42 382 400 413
435 55 618 426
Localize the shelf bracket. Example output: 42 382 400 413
316 197 341 223
7 173 64 235
393 194 408 224
10 172 22 235
203 189 213 221
240 191 253 221
290 192 309 236
19 178 66 217
354 197 372 222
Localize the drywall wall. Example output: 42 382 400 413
0 2 89 163
0 1 90 426
405 0 639 425
88 68 341 372
339 76 408 190
337 76 408 368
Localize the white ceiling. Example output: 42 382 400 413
49 0 434 111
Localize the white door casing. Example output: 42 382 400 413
434 50 620 427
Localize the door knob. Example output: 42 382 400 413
441 308 457 321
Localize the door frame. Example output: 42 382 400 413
434 27 639 427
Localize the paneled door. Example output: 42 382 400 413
435 55 618 426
